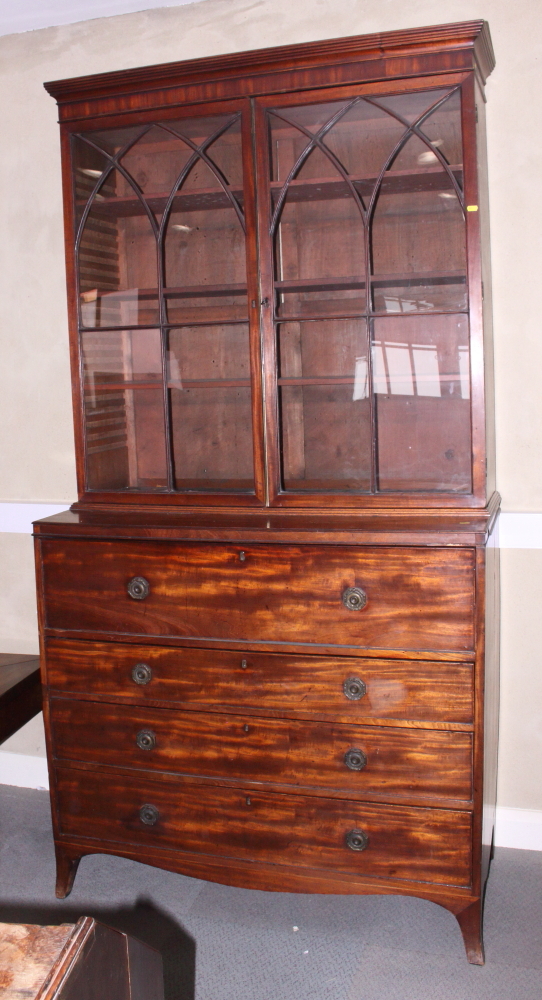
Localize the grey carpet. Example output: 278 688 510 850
0 785 541 999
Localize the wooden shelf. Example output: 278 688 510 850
78 164 463 219
276 272 465 293
170 379 251 389
271 165 463 202
82 186 245 218
165 283 247 299
79 270 465 330
86 378 251 391
278 376 356 386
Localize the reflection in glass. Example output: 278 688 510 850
81 328 162 387
76 170 159 327
373 314 471 491
84 382 167 493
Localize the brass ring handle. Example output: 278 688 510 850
345 828 368 852
343 677 367 701
139 804 159 826
342 586 367 611
127 576 150 600
344 748 367 771
131 663 152 685
136 729 156 751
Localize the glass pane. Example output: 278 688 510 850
269 104 366 317
119 125 196 223
81 328 163 386
168 325 254 491
418 90 463 187
76 179 159 327
163 116 247 323
372 88 454 124
370 92 466 314
85 383 167 492
278 320 372 491
373 314 471 492
163 113 245 189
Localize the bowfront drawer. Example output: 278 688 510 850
55 767 472 887
49 698 473 802
44 639 474 724
40 540 475 653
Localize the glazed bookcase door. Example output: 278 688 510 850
256 80 479 507
72 103 264 503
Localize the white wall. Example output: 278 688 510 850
0 0 542 841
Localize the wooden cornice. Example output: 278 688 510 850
44 20 495 121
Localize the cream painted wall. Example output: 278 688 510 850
0 0 541 811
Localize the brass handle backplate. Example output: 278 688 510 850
343 677 367 701
344 748 367 771
139 804 159 826
342 586 367 611
127 576 150 600
136 729 156 751
131 663 152 685
346 828 368 852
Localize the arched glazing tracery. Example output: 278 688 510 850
267 87 471 494
73 112 254 494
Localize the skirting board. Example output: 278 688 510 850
0 753 49 791
0 754 541 851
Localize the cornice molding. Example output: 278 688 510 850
44 20 495 108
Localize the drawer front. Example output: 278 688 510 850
49 699 473 801
41 540 475 652
45 640 474 724
55 767 472 886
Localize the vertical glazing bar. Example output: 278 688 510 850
365 201 377 494
158 195 175 492
252 100 281 503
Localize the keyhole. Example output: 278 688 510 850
243 724 250 733
239 551 246 562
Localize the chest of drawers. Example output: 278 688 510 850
34 508 499 965
38 20 499 964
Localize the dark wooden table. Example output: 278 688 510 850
0 654 41 744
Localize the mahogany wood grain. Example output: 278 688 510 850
49 698 473 802
54 766 473 887
44 639 474 725
454 898 484 965
40 540 475 652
